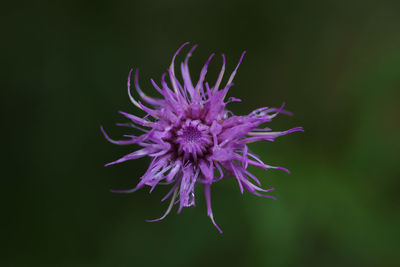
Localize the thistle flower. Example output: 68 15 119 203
102 42 303 233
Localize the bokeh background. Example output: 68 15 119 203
2 0 400 266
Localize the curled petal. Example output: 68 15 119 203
127 69 142 109
204 184 223 234
213 54 226 93
119 110 153 127
100 125 138 145
146 187 179 222
104 148 150 167
227 51 246 85
194 53 215 102
248 126 304 137
110 184 142 194
169 42 190 95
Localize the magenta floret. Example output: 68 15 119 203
102 42 303 233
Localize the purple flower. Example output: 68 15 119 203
101 42 303 233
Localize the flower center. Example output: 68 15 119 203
175 119 212 161
181 126 202 143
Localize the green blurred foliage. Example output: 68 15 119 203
2 0 400 266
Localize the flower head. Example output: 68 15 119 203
102 42 303 233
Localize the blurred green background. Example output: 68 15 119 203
2 0 400 266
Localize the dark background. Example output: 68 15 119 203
2 0 400 266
